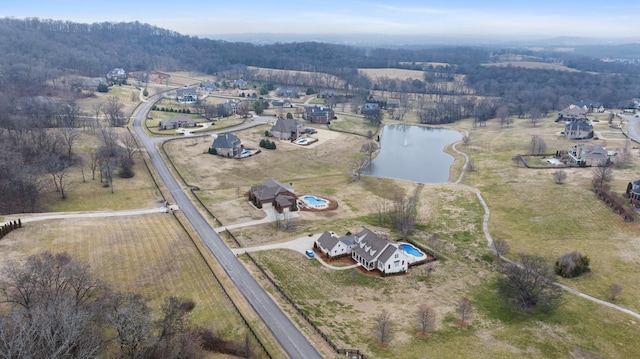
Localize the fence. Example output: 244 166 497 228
244 250 367 359
172 215 272 358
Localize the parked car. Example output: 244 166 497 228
305 249 315 258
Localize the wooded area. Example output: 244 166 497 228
1 17 640 214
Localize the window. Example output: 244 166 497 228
394 253 398 259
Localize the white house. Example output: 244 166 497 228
176 87 197 104
350 228 408 275
316 232 356 258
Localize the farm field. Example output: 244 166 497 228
0 211 279 358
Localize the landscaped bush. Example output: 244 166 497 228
259 139 276 150
555 251 590 278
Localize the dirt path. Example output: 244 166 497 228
451 134 640 320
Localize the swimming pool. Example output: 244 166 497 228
300 195 329 209
295 137 317 145
400 243 425 258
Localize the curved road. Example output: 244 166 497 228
132 96 322 359
623 114 640 143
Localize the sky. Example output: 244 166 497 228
2 0 639 40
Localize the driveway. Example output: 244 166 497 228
231 232 360 270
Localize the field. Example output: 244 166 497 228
4 67 640 358
482 61 580 72
162 109 640 358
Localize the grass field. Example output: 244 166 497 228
0 212 274 358
162 107 640 358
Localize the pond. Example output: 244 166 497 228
363 124 462 183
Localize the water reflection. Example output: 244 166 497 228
363 124 462 183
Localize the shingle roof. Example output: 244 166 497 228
161 115 196 126
352 228 390 262
212 133 240 149
271 118 301 133
317 232 339 251
565 120 592 132
251 179 294 202
377 243 400 263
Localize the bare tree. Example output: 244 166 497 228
0 252 106 358
351 155 370 181
105 292 153 359
361 141 378 163
89 150 99 180
553 169 567 184
592 165 614 188
530 135 547 155
390 193 417 237
417 304 436 337
498 253 562 312
529 107 542 127
423 262 436 281
609 283 622 301
104 96 125 127
373 198 390 225
60 127 80 160
462 134 470 145
457 297 473 327
497 106 511 128
274 211 293 230
492 238 510 258
119 131 141 165
52 160 73 199
614 140 632 168
374 309 392 346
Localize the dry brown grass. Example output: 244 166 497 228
358 68 426 81
0 214 246 331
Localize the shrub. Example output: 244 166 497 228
260 139 276 150
555 251 590 278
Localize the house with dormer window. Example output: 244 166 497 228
350 228 408 274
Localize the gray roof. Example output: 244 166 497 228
377 243 400 263
271 118 302 133
212 133 240 149
339 234 356 247
317 232 339 251
352 228 390 263
251 179 294 202
177 87 197 97
161 115 196 126
565 120 592 132
275 193 295 207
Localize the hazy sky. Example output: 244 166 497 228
2 0 639 39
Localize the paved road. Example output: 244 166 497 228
132 96 322 359
623 114 640 143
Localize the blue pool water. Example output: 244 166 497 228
303 195 327 206
400 243 424 257
241 150 251 156
298 139 308 144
